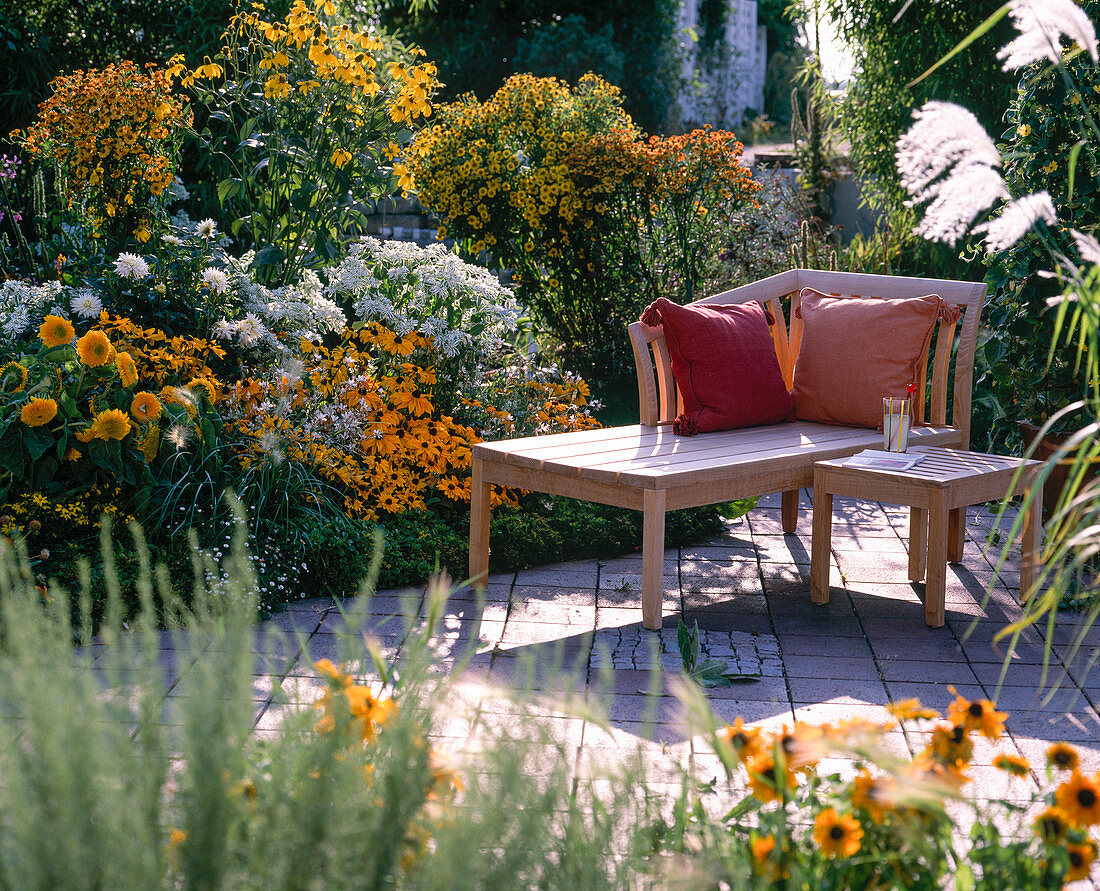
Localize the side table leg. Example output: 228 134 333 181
1020 482 1043 603
469 458 491 591
948 508 966 562
908 507 927 582
810 483 833 604
642 489 667 631
925 491 949 627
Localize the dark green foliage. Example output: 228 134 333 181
383 0 680 134
825 0 1015 204
292 497 724 597
512 14 624 88
977 8 1100 452
822 0 1016 279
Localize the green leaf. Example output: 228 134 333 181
23 427 53 461
1067 140 1085 204
217 178 243 204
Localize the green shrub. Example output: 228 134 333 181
410 73 760 380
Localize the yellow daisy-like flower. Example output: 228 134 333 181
718 716 765 765
0 361 29 393
39 314 75 348
946 688 1007 740
116 351 139 388
746 753 797 804
1055 771 1100 826
1065 840 1098 882
1047 742 1080 772
20 397 58 427
927 722 974 766
887 698 940 722
86 408 132 441
130 391 162 422
76 330 116 367
813 808 864 858
1034 806 1071 843
850 769 894 822
993 753 1030 777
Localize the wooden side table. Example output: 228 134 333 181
810 447 1044 627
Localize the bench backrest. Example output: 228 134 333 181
627 268 987 447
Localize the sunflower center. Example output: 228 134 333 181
1078 788 1097 808
968 702 984 717
951 726 965 743
1070 851 1083 867
829 826 845 841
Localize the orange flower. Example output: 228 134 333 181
1047 742 1080 772
746 753 796 803
813 808 864 858
993 753 1030 777
926 722 973 766
1065 840 1098 882
887 698 940 722
20 397 58 427
946 688 1006 739
1034 806 1072 843
130 391 162 422
76 330 115 367
39 315 75 348
1055 771 1100 826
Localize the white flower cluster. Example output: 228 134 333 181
0 280 112 346
897 101 1056 252
218 269 346 352
329 237 520 364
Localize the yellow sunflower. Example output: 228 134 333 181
1 362 28 393
38 315 75 348
1065 841 1098 882
130 391 162 423
1047 742 1080 772
850 769 894 822
887 698 940 722
116 351 139 388
20 397 58 427
1055 771 1100 826
86 408 132 441
813 808 864 858
76 330 116 367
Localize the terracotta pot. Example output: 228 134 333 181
1018 421 1100 520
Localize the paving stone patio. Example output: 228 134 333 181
88 490 1100 884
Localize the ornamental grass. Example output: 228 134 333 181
0 519 1094 889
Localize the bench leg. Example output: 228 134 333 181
947 508 966 563
924 491 949 627
1020 482 1043 603
469 458 491 591
810 487 833 604
642 489 667 631
908 507 927 582
781 489 799 534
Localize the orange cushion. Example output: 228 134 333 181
791 288 941 428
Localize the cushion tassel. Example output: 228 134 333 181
938 299 962 324
672 413 699 436
640 302 663 327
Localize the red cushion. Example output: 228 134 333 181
790 288 944 428
640 297 792 435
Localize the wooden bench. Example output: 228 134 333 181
469 269 987 630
